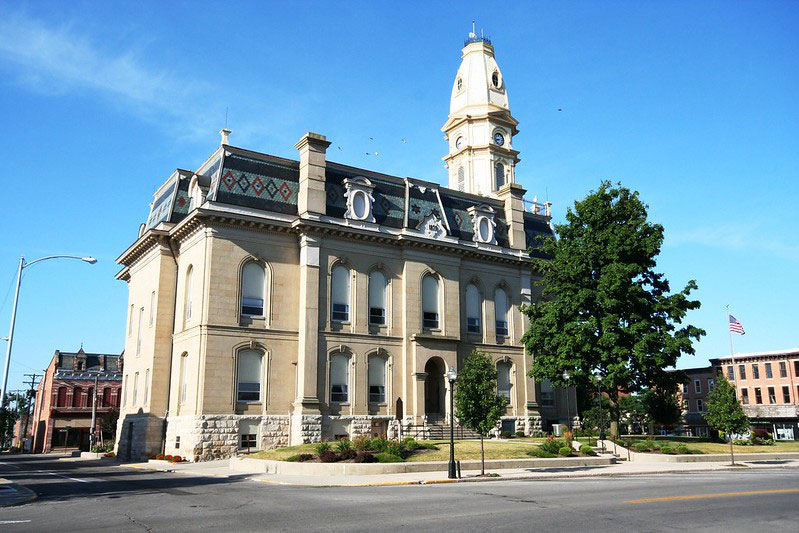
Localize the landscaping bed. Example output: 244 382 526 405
619 438 799 455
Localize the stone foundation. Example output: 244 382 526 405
115 413 165 461
165 414 290 461
526 415 544 437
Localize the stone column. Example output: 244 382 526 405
290 233 322 444
412 372 427 425
497 183 527 250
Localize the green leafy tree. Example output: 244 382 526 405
618 395 648 434
0 392 25 448
454 350 507 475
642 389 681 430
704 377 749 465
522 181 704 437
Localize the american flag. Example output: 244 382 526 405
729 315 745 335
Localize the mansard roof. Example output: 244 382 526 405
142 143 554 256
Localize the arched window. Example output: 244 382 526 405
495 288 509 336
241 262 266 316
103 387 112 407
58 386 67 407
422 275 440 329
330 353 350 403
331 265 350 322
72 387 83 408
237 349 263 402
368 354 387 403
466 284 482 334
368 270 387 325
184 266 194 322
87 387 94 408
494 163 505 190
179 354 189 406
457 167 465 191
497 361 512 403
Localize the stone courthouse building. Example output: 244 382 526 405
115 33 575 461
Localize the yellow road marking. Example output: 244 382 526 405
626 488 799 504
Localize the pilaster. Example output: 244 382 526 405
296 132 331 216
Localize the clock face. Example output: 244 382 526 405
493 132 505 146
455 137 464 149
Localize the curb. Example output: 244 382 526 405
0 483 38 507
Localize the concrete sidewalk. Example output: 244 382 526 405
122 456 799 487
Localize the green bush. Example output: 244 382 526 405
558 446 573 457
319 450 339 463
579 444 596 456
385 439 406 458
370 437 389 453
649 441 662 450
634 442 650 453
516 431 525 438
501 431 513 439
315 442 332 455
660 445 674 454
353 435 371 451
339 449 357 461
675 445 689 455
286 453 314 462
375 452 404 463
335 439 352 452
353 452 377 463
402 437 419 451
91 443 114 453
527 447 556 458
540 436 568 455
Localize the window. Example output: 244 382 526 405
331 265 350 322
765 363 773 379
707 378 714 390
794 361 799 376
149 291 156 326
466 284 482 334
726 366 734 379
696 399 704 412
121 377 126 407
241 433 256 450
240 420 258 450
682 399 689 410
133 372 139 405
752 364 759 379
457 77 462 91
241 262 266 316
368 270 387 325
491 71 499 88
768 387 776 404
128 304 134 335
497 361 512 404
237 350 263 402
175 436 181 449
494 163 505 190
739 365 746 380
694 380 701 394
682 383 689 394
457 167 465 191
330 354 349 403
184 266 193 322
755 387 762 404
136 307 144 356
73 387 83 408
368 355 386 403
179 354 188 406
144 368 150 404
495 288 509 336
422 275 440 329
783 386 791 404
779 362 787 378
103 388 112 407
540 380 554 406
741 388 749 404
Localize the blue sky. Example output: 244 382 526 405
0 1 796 392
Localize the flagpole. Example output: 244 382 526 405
726 305 736 380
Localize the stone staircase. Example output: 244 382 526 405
407 423 482 440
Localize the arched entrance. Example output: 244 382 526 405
424 357 446 422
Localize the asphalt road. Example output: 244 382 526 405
1 454 798 532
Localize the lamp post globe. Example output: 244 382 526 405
446 367 458 479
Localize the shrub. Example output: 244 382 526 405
402 437 419 451
285 455 301 462
375 452 403 463
353 435 371 451
516 431 525 438
315 442 332 455
91 443 114 453
562 431 573 443
385 439 406 458
501 431 513 439
370 437 389 453
732 438 750 446
286 453 314 462
634 442 650 453
335 439 352 452
415 441 438 450
527 447 556 458
339 449 357 461
171 456 183 462
165 455 174 461
659 446 674 454
558 446 573 457
353 452 377 463
579 444 596 456
319 450 339 463
675 445 689 455
155 454 165 460
540 436 568 455
649 441 662 450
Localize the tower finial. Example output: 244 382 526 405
220 128 231 145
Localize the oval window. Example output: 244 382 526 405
492 72 499 88
353 191 367 219
478 217 491 242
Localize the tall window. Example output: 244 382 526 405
237 350 263 402
457 167 465 191
765 363 773 379
368 355 386 403
779 362 787 378
368 270 387 325
330 353 349 403
144 368 150 404
466 284 482 334
241 262 266 316
497 361 512 404
103 387 112 407
741 388 749 404
184 266 193 322
726 366 734 379
73 387 83 408
707 378 714 390
755 387 762 404
540 380 554 406
331 265 350 322
179 354 188 405
422 275 440 329
136 307 144 356
739 365 746 380
149 291 156 326
57 386 67 407
121 377 126 407
697 399 704 411
768 387 776 404
752 364 760 379
783 386 791 403
133 372 139 405
694 380 701 394
494 163 505 190
495 288 509 336
128 304 134 335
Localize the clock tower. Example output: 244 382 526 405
442 30 520 197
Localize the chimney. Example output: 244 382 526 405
497 183 527 250
219 128 231 145
295 132 331 216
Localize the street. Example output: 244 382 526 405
1 454 798 531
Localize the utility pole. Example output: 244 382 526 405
21 374 40 453
89 372 99 451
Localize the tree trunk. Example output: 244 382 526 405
729 434 735 466
480 434 485 476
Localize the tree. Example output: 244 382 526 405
0 392 25 448
642 389 681 430
522 181 704 437
454 350 507 475
618 395 647 434
704 377 749 465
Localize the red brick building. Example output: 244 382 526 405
31 348 123 453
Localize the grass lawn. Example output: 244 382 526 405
650 440 799 454
247 439 546 462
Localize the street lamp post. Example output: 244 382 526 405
597 374 605 452
1 255 97 406
446 367 458 479
563 371 572 434
89 371 100 451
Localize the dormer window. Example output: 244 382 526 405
468 204 497 245
343 177 376 223
492 71 500 88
